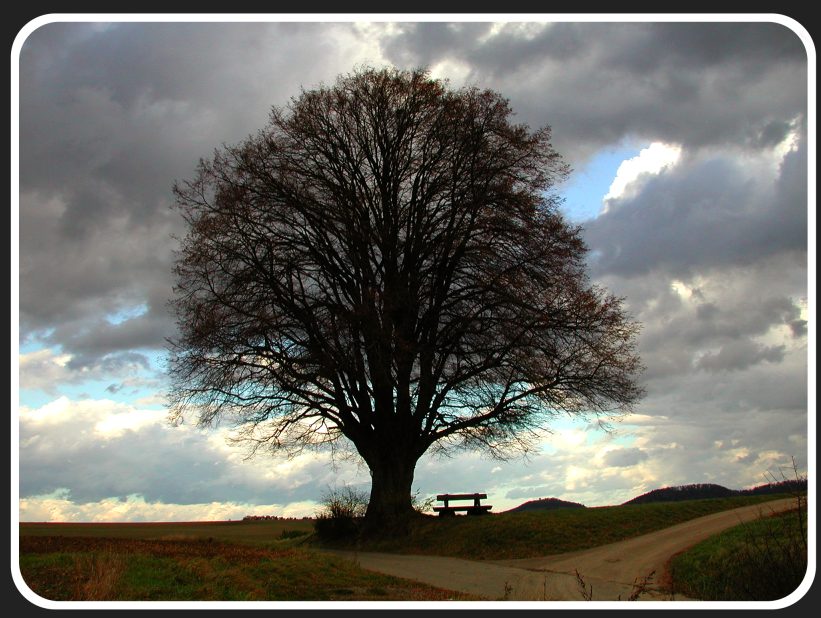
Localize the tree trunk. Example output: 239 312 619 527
363 453 418 534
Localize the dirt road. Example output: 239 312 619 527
327 498 795 601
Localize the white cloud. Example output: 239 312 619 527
93 407 167 439
554 427 587 447
478 22 550 45
603 142 682 206
19 490 318 523
18 396 371 518
429 57 473 85
19 396 165 437
18 349 73 391
772 116 802 160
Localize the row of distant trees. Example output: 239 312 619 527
241 514 311 521
624 479 807 505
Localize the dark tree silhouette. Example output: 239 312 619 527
168 67 644 529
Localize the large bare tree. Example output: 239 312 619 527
168 67 644 528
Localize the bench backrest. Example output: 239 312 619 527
436 493 487 501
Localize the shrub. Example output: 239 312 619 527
411 491 436 514
313 486 369 541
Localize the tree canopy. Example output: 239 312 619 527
168 67 644 527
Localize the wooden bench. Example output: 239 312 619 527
433 493 492 516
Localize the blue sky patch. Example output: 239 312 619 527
559 144 641 223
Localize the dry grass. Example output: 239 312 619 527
19 536 478 602
72 552 126 600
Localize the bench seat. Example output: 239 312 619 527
433 504 492 514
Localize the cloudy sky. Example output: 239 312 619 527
14 16 813 522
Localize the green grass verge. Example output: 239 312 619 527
668 507 808 601
328 494 794 560
19 536 478 602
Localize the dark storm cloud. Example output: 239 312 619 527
695 340 786 373
378 21 806 161
596 22 804 72
382 22 494 68
19 22 368 198
19 20 807 359
662 359 807 414
583 137 807 279
643 291 803 352
628 294 805 387
18 21 374 366
18 192 177 333
42 294 174 371
789 319 808 338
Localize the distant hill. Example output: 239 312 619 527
623 479 807 505
507 497 586 513
504 479 807 512
623 483 735 505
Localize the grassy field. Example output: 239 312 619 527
325 493 794 560
18 493 792 602
19 535 477 602
669 507 808 601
